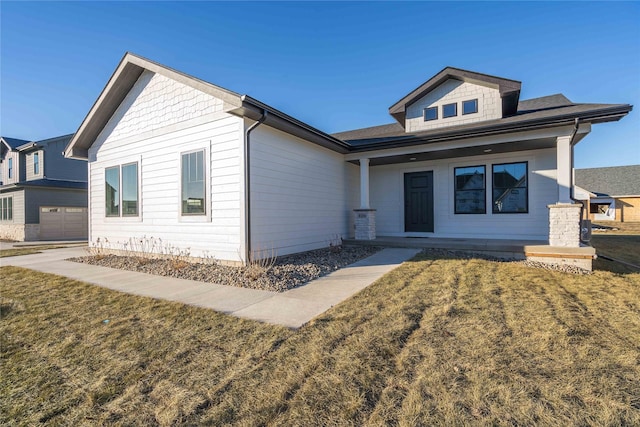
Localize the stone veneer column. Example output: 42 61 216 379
548 203 582 247
354 209 376 240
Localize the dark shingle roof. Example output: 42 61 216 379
1 137 31 149
575 165 640 197
332 94 631 147
0 179 87 191
517 94 573 112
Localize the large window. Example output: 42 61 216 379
105 162 138 217
181 150 206 215
34 152 40 175
492 162 528 213
8 158 13 179
1 196 12 221
454 166 486 214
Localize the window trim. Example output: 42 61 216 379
104 159 141 221
1 196 13 221
105 165 120 217
454 165 486 214
121 162 139 217
34 152 40 175
8 158 13 179
423 106 438 121
442 103 458 118
179 146 211 223
492 161 529 214
462 99 478 115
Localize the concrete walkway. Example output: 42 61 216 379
1 246 421 328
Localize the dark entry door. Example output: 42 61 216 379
404 171 434 232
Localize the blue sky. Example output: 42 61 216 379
1 1 638 168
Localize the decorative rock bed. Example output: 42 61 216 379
69 245 591 294
69 246 382 292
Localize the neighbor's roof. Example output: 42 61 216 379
574 165 640 197
65 52 350 160
0 178 87 192
388 67 522 124
1 137 31 150
333 94 632 151
16 134 74 152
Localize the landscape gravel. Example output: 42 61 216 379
69 245 382 292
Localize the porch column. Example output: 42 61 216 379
354 157 376 240
359 158 370 209
556 135 573 203
548 135 581 247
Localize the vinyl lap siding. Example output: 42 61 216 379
88 72 244 261
370 148 557 240
250 125 354 256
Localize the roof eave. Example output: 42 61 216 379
64 52 245 160
349 104 632 152
236 96 351 154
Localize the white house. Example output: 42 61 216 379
64 53 632 268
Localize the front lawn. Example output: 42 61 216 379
2 253 639 425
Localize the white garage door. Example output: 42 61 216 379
40 207 88 240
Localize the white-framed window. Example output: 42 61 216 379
105 162 139 217
1 196 13 221
34 152 40 175
181 149 206 216
8 158 13 179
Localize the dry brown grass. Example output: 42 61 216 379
0 245 70 258
2 254 639 426
591 225 640 274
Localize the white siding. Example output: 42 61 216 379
96 71 224 145
25 150 43 181
88 74 244 262
405 79 501 132
368 148 557 240
2 151 20 184
250 125 356 256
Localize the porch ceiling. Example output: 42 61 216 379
347 137 557 166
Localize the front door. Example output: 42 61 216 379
404 171 434 232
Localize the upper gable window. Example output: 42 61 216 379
8 158 13 179
463 99 478 115
34 152 40 175
443 103 457 118
424 107 438 122
424 107 438 121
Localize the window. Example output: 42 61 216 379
8 158 13 179
455 166 486 214
105 166 120 216
424 106 438 121
443 103 457 118
492 162 528 213
1 196 12 221
463 99 478 115
105 162 139 217
121 163 139 216
181 150 206 215
34 152 40 175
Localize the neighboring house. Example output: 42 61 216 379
0 135 88 241
64 53 632 269
574 165 640 222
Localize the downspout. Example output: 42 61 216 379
568 117 588 243
244 110 267 264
